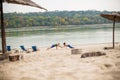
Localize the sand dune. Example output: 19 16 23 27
0 43 120 80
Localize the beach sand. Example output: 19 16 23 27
0 43 120 80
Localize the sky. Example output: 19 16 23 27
3 0 120 13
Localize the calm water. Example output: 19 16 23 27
0 24 120 49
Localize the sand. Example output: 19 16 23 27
0 43 120 80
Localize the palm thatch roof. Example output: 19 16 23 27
100 12 120 22
2 0 47 11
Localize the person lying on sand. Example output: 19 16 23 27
47 43 62 50
63 42 74 49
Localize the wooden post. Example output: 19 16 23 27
113 16 116 49
0 1 7 54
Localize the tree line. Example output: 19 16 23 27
3 10 112 28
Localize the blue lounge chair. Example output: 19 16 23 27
32 46 37 52
67 45 74 48
20 45 27 51
6 46 11 51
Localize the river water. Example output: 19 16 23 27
0 23 120 49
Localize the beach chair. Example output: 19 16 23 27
6 46 11 51
20 45 27 52
67 45 74 48
32 46 38 52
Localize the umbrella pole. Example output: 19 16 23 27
0 1 7 54
113 16 116 49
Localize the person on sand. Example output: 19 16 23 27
47 43 62 50
63 42 74 49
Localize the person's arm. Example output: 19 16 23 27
58 45 62 48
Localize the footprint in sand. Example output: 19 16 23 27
48 72 78 80
20 77 36 80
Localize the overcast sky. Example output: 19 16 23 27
3 0 120 13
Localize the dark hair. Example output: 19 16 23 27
63 42 66 45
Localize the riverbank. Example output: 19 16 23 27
0 43 120 80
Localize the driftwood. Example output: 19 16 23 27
0 54 5 61
104 47 113 50
81 51 106 58
0 53 10 61
71 49 82 54
9 54 20 62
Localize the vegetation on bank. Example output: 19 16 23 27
3 10 112 28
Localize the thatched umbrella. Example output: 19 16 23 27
100 12 120 49
0 0 47 54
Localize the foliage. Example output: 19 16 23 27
3 10 112 28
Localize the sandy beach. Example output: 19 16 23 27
0 43 120 80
